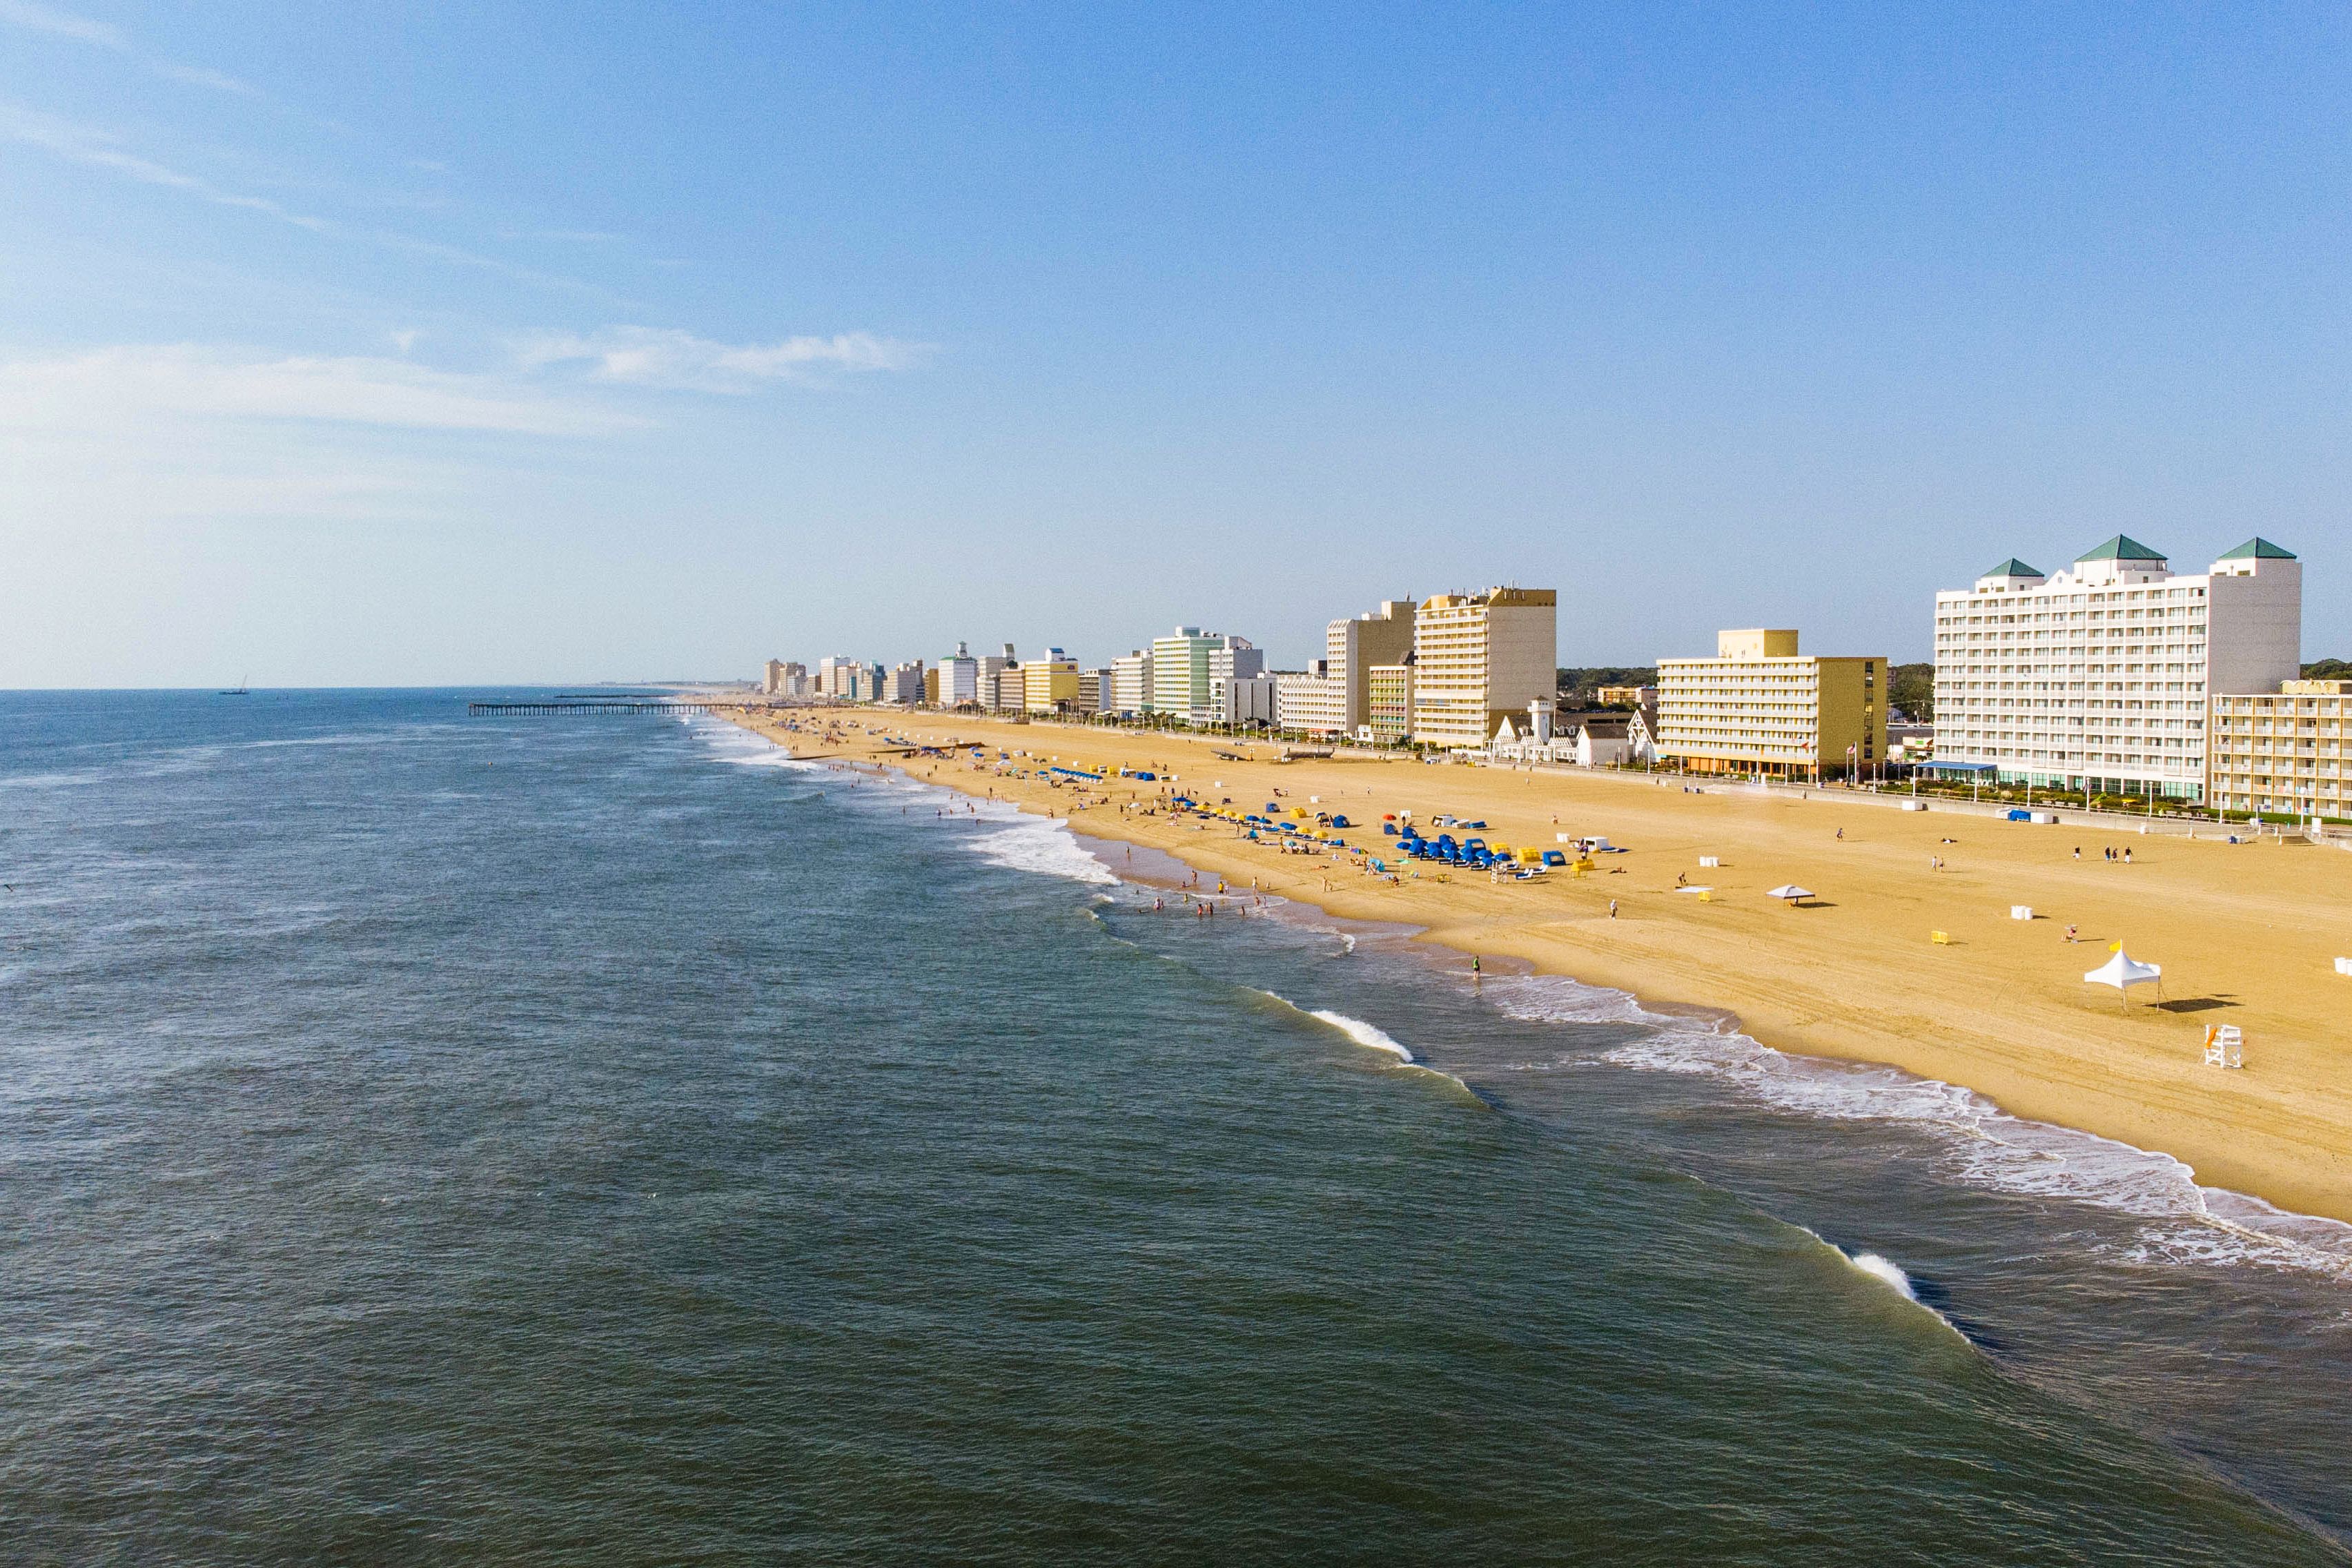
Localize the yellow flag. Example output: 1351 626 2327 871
2109 941 2122 951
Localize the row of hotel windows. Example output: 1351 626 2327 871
1940 618 2205 627
1936 584 2208 611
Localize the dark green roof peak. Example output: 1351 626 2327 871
2219 536 2296 561
2075 534 2168 564
1982 558 2043 579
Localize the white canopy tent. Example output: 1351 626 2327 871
2084 948 2162 1007
1764 884 1814 904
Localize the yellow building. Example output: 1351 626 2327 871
1368 664 1413 745
2207 679 2351 820
1022 648 1080 713
1656 629 1885 781
1409 587 1558 749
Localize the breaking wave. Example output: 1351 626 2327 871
1309 1009 1415 1062
1488 973 2352 1279
694 722 821 770
962 818 1121 886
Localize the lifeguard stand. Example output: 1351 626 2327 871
2202 1024 2244 1069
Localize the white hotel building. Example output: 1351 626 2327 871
1108 650 1153 717
1150 627 1264 725
935 643 980 707
1931 536 2302 802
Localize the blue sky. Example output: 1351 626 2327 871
3 2 2347 685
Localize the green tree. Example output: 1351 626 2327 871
1889 662 1934 724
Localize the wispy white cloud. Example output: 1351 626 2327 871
148 60 258 97
519 326 923 392
0 0 255 94
1 102 327 228
1 103 623 300
372 229 620 300
0 344 643 435
505 226 626 245
0 0 120 47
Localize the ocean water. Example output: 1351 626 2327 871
6 689 2352 1565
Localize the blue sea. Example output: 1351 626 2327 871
6 689 2352 1565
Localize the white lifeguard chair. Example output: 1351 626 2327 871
2202 1024 2243 1069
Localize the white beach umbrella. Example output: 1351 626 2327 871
2083 947 2162 1008
1765 884 1814 903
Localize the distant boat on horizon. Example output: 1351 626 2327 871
219 676 251 696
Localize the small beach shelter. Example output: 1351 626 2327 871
2083 945 2162 1008
1765 885 1814 905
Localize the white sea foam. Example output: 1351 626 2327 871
1783 1224 1969 1337
239 732 398 751
1845 1250 1921 1302
1489 972 2352 1279
1812 1235 1970 1340
694 722 819 770
1309 1009 1415 1062
962 818 1121 886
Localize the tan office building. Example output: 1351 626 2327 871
1656 629 1886 780
2207 680 2351 820
1275 598 1418 737
1410 587 1558 749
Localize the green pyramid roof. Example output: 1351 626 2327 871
2218 536 2296 560
2075 534 2167 563
1982 558 2043 578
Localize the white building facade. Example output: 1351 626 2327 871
1224 674 1280 727
1932 536 2302 801
1108 651 1153 718
1150 627 1263 725
1275 662 1346 735
937 643 980 707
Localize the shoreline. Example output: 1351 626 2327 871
715 706 2352 1231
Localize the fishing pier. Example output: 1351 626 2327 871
467 698 749 716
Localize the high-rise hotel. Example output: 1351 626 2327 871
1656 629 1885 780
1931 536 2301 801
1276 598 1418 738
1409 587 1558 749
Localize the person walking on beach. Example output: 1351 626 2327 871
1835 826 1843 840
1470 955 1481 978
2065 924 2077 943
1609 899 1618 919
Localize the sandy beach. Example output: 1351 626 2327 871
723 706 2352 1226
